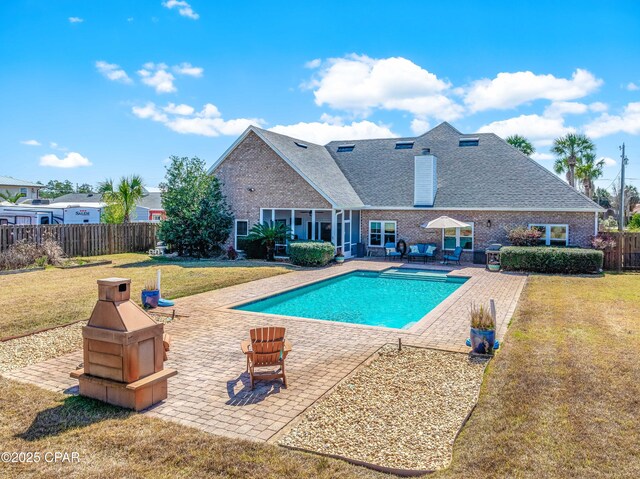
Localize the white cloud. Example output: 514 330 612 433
307 54 463 121
40 152 91 168
584 102 640 138
590 102 608 112
544 101 588 118
464 69 603 112
626 82 639 91
269 120 397 145
68 17 83 23
478 114 575 142
138 63 176 93
305 58 321 69
410 118 430 135
20 139 41 146
601 156 617 167
49 142 68 152
173 62 203 77
162 0 199 20
96 61 133 84
132 102 263 137
531 152 555 161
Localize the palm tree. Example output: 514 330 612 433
0 190 25 203
551 133 595 188
98 175 145 223
247 221 292 261
506 134 535 156
575 153 604 199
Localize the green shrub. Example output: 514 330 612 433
289 241 335 267
236 237 267 259
500 246 603 274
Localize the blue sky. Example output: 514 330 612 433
1 1 639 192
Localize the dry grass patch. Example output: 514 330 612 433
436 273 640 478
0 253 291 338
0 377 386 479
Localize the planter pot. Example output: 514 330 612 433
141 289 160 309
470 327 495 354
487 263 501 272
335 256 345 264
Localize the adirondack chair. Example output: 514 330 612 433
240 327 292 390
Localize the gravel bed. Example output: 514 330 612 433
279 345 488 471
0 322 84 372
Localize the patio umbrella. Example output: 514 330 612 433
420 216 470 229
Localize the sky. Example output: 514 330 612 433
1 0 639 192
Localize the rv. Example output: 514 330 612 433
0 201 103 225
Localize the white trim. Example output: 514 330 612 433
442 222 474 252
594 211 599 236
368 220 397 248
234 219 249 251
360 206 603 212
528 224 569 246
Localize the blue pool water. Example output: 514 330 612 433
234 269 467 329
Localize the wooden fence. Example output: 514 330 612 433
602 232 640 271
0 223 159 257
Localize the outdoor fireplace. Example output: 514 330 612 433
70 277 177 411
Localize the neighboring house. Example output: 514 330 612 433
0 175 42 201
210 122 603 260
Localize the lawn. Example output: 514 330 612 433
0 253 291 338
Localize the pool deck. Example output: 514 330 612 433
2 259 527 442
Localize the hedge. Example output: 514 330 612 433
289 241 335 267
500 246 603 274
236 237 267 259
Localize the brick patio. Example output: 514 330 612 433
2 260 526 442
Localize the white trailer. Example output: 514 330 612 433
0 202 103 225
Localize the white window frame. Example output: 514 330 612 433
529 224 569 246
442 222 474 252
368 220 397 247
234 219 249 250
19 187 28 196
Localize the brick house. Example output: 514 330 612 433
210 122 602 261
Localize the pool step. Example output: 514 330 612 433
379 271 448 282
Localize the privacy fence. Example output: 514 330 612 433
602 232 640 271
0 223 159 257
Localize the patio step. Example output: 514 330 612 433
379 271 449 282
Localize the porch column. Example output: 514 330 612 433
311 210 316 240
331 209 337 252
290 209 295 239
271 209 275 225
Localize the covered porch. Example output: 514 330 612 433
259 208 361 258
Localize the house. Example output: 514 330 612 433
210 122 602 260
0 175 42 201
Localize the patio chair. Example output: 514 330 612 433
384 242 402 261
407 243 437 263
240 326 292 390
443 246 463 265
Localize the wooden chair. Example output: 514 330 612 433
240 327 292 390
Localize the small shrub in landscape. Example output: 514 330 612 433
500 246 603 274
226 245 238 260
602 216 618 230
236 237 267 259
507 226 543 246
0 236 65 271
469 303 495 330
628 213 640 230
591 233 617 250
289 241 335 267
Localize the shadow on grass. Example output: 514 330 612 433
226 373 284 406
16 395 133 442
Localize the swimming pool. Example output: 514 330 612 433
234 269 468 329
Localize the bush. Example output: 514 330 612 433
500 246 603 274
236 237 267 259
507 226 543 246
591 233 617 250
289 241 335 267
0 236 65 271
602 216 618 230
628 213 640 230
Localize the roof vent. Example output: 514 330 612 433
421 147 431 155
459 137 479 147
294 141 307 149
414 154 437 207
395 141 414 150
337 144 355 152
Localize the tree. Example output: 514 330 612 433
575 153 604 199
611 184 640 226
247 222 292 261
98 175 144 223
551 133 595 188
158 156 233 257
506 134 535 156
39 179 74 198
628 213 640 231
0 190 25 203
77 183 94 193
593 187 611 208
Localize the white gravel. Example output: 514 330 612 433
279 345 488 471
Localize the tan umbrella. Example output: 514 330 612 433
421 216 470 229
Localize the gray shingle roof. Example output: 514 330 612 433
0 175 42 188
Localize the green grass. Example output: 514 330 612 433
0 253 291 338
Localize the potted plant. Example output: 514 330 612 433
469 301 496 354
487 259 501 272
141 278 160 309
335 251 345 264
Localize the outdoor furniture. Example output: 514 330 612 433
384 242 402 261
407 243 437 263
443 246 463 265
241 326 292 390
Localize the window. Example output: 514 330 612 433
235 220 249 250
459 138 479 147
443 222 474 251
151 214 163 221
529 224 568 246
20 188 28 196
369 220 396 247
337 144 355 152
294 141 307 149
395 141 414 150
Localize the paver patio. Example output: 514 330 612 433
2 259 526 442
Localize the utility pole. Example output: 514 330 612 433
618 143 627 231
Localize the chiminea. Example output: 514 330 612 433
70 278 177 411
